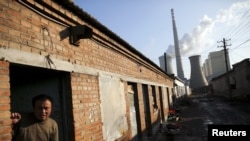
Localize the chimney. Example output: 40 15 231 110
189 55 208 90
171 9 185 80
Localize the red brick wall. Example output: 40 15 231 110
0 61 11 141
0 0 172 85
0 0 173 140
137 84 147 132
70 73 103 141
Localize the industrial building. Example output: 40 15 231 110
0 1 175 140
159 53 191 97
203 50 231 82
159 53 174 75
158 9 195 98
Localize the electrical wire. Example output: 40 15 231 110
18 0 70 27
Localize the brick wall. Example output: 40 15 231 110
71 73 103 140
0 0 172 85
0 0 174 140
0 61 11 141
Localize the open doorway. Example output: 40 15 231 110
142 84 152 136
127 82 142 141
9 63 73 141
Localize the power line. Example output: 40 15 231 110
232 38 250 50
223 8 250 39
217 38 232 100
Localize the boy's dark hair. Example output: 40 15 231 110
32 94 54 107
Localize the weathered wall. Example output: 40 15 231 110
231 59 250 98
0 61 11 141
211 74 230 97
98 74 127 141
211 59 250 99
0 0 174 140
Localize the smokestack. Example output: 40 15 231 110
189 55 208 90
171 9 185 80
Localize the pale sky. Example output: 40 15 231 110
74 0 250 79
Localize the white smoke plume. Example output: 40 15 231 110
216 0 250 25
167 15 214 57
166 44 175 57
167 0 250 57
181 15 214 56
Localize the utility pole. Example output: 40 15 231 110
218 38 232 100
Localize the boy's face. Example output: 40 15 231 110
33 99 52 121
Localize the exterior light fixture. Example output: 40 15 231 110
69 25 92 46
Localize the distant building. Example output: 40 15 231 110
159 55 166 72
203 50 231 82
159 53 174 75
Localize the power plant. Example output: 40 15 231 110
159 9 210 92
203 50 231 82
171 9 185 81
159 9 235 93
189 55 208 90
165 53 174 75
159 53 174 75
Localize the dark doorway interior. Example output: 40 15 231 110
142 84 152 136
127 82 141 141
159 87 165 122
10 63 73 141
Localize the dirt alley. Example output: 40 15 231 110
149 93 250 141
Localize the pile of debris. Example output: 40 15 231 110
167 107 181 122
160 107 183 135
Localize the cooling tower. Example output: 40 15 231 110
159 53 174 75
165 53 174 75
189 55 208 90
159 55 166 72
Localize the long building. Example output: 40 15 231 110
0 1 175 141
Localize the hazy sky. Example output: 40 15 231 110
74 0 250 79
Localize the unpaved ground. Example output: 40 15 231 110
151 94 250 141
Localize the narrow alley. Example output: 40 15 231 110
150 94 250 141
